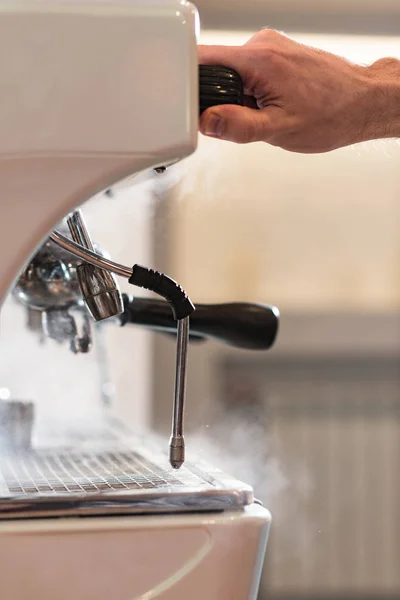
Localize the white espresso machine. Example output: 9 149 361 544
0 2 279 598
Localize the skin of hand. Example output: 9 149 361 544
198 30 400 153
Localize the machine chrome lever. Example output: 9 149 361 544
67 211 123 322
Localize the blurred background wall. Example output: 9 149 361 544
150 14 400 600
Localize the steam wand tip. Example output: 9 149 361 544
169 435 185 469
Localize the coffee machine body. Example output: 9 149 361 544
0 2 271 599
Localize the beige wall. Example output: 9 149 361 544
166 135 400 311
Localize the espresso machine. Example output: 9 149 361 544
0 2 279 598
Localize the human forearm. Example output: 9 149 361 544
198 31 400 152
364 58 400 141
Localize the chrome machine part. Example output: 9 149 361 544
50 231 193 468
14 224 83 312
13 220 122 352
0 400 35 452
13 224 93 353
42 309 92 354
67 211 123 322
50 230 132 279
169 317 189 469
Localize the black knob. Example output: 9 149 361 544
199 65 244 115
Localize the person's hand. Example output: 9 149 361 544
198 30 400 153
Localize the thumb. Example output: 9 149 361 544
199 104 274 144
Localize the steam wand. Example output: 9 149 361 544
127 265 193 470
50 230 194 469
170 317 189 469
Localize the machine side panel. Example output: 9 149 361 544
0 1 198 303
0 505 271 600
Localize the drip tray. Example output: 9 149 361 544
0 425 253 519
0 449 198 495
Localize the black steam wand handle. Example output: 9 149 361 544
120 295 279 351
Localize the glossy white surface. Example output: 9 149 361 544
0 0 198 303
0 503 271 600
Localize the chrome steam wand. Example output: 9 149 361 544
51 228 194 470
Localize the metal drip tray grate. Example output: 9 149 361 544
1 449 187 496
0 430 254 519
